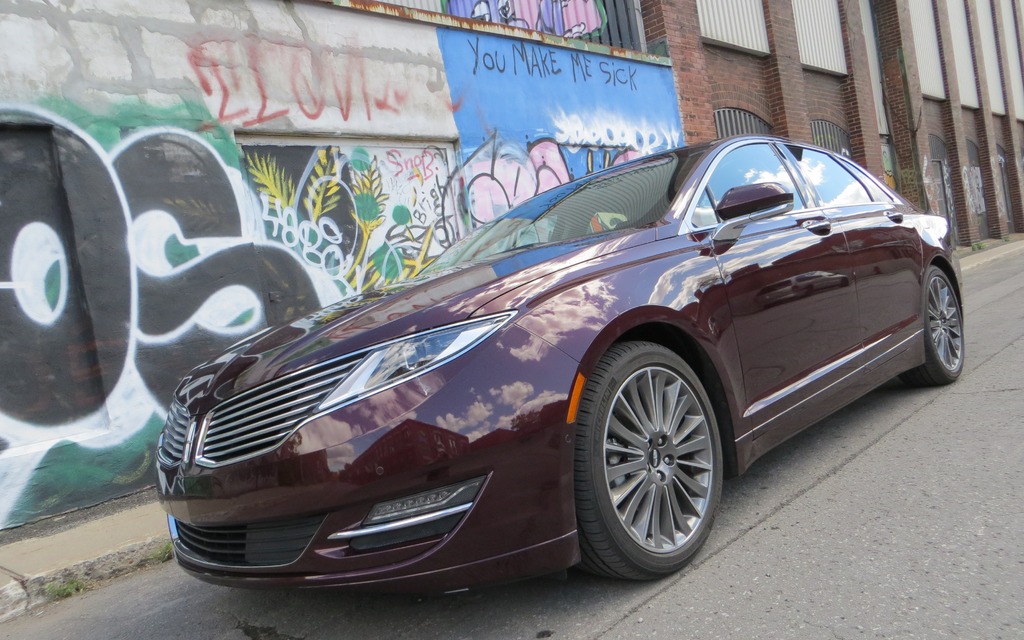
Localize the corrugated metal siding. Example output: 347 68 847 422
811 120 852 157
697 0 769 54
793 0 847 74
979 0 1007 114
714 108 772 137
860 0 890 135
999 0 1024 119
948 0 980 108
909 0 946 99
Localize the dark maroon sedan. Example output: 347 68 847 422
156 136 963 591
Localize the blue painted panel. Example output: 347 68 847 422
437 29 683 229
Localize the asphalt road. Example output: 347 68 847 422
3 252 1023 640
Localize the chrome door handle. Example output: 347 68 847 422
800 218 832 235
886 211 905 224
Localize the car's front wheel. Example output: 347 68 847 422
574 341 722 580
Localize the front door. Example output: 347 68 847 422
702 143 860 438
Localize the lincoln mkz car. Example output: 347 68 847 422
156 135 963 592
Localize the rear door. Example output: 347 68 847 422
785 145 922 354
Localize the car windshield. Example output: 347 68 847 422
425 148 709 272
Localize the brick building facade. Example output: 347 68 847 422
647 0 1024 245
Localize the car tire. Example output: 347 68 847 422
900 266 964 387
574 341 722 580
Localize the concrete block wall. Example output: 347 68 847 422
0 0 683 528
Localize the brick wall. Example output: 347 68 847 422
802 70 849 131
705 45 772 124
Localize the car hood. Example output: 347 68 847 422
173 228 657 414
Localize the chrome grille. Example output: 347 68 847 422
197 355 360 466
158 401 191 467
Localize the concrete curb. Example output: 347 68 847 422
0 537 170 623
0 502 168 622
958 235 1024 271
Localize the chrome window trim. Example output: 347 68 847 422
835 155 902 205
677 138 810 235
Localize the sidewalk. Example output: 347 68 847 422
1 234 1023 623
0 501 168 622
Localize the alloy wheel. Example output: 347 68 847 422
927 273 963 372
602 366 715 554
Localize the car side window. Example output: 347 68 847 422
793 147 872 207
693 144 806 228
536 157 679 243
692 188 718 228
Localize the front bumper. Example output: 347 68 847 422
157 324 583 591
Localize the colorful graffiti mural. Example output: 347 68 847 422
0 25 682 529
243 142 457 296
0 107 460 528
438 29 682 230
448 0 606 39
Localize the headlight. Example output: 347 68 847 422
317 312 516 411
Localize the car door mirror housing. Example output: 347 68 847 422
716 183 794 221
711 183 796 244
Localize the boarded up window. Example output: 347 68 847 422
697 0 769 54
793 0 848 74
812 120 853 157
910 0 946 99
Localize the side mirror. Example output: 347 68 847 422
716 182 794 221
712 183 796 244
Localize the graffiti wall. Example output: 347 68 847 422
0 1 681 529
242 142 457 297
447 0 606 39
437 29 682 232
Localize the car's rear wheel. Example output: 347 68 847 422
900 265 964 387
574 341 722 580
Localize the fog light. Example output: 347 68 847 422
365 477 484 525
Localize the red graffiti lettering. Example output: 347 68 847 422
187 39 449 126
383 149 440 182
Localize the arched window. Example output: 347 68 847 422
713 108 771 138
811 120 852 157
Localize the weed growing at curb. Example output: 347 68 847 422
150 541 174 563
44 578 87 600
